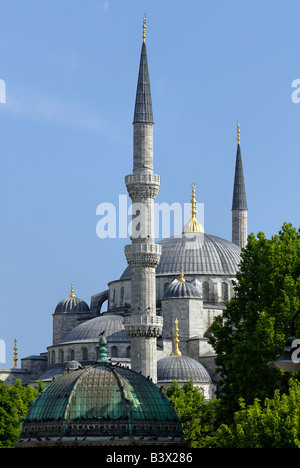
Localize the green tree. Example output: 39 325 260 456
209 223 300 418
0 379 41 448
203 380 300 448
165 381 221 447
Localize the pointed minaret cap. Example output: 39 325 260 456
232 122 248 211
133 16 153 124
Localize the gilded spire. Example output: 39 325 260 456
13 339 18 369
179 267 186 282
182 184 204 234
142 15 146 43
237 121 240 145
172 319 182 356
69 284 75 298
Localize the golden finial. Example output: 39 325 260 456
13 339 18 369
179 267 186 283
142 15 146 43
237 121 240 145
172 318 182 356
182 184 205 234
69 284 75 298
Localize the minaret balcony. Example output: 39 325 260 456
125 174 160 200
124 315 163 338
125 243 162 268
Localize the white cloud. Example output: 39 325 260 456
90 0 109 12
2 86 121 139
101 1 109 12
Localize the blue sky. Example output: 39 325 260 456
0 0 299 366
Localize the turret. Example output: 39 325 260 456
124 18 162 382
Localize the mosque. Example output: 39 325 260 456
2 19 248 426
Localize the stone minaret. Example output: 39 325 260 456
232 122 248 248
124 19 162 382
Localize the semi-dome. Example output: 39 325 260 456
163 275 201 300
157 355 211 384
121 233 241 279
54 285 90 315
16 338 185 448
60 314 130 344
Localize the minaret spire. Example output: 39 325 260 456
232 122 248 248
133 17 153 125
124 19 162 382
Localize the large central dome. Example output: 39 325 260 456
121 233 241 279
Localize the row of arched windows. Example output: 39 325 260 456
49 345 131 364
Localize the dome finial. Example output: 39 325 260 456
13 338 18 369
182 184 204 234
172 319 182 356
237 121 240 145
69 284 75 298
142 15 146 43
179 267 186 282
97 332 108 363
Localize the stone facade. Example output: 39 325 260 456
232 209 248 249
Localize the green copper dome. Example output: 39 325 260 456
16 354 184 447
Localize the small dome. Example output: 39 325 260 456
54 285 90 315
65 360 83 371
60 314 129 344
157 355 211 384
16 358 185 447
163 279 201 300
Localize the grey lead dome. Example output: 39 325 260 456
60 314 130 344
54 297 90 314
54 295 90 314
163 279 201 299
121 233 241 279
157 355 212 384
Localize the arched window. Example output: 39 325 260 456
126 346 131 358
51 350 55 364
58 349 64 363
69 349 75 361
203 282 209 301
111 346 118 358
112 289 116 307
222 282 229 302
82 348 88 360
120 287 124 305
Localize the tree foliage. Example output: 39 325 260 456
209 223 300 417
203 380 300 448
165 381 221 448
0 379 41 448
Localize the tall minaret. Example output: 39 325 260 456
124 18 163 382
232 122 248 248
